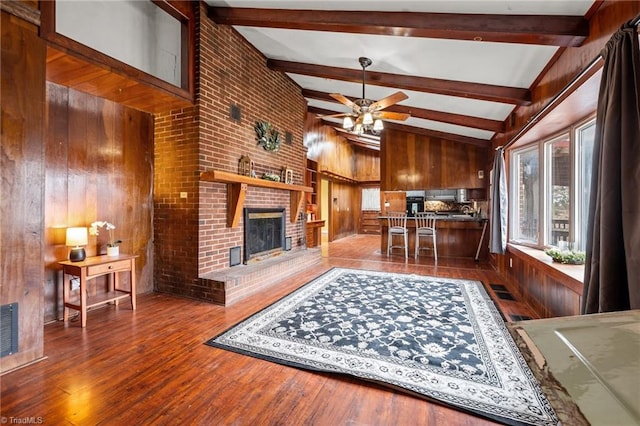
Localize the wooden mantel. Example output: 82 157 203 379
200 170 312 227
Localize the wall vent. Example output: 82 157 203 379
229 104 242 122
229 246 241 267
1 303 18 357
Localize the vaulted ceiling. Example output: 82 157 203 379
205 0 597 149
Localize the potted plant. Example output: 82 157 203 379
544 247 586 265
90 221 122 256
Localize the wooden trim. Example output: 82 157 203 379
0 1 40 26
200 170 312 227
319 170 359 184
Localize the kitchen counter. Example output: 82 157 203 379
379 213 487 222
379 215 489 260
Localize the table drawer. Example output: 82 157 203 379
87 259 130 276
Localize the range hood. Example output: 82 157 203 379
425 189 470 202
425 189 456 201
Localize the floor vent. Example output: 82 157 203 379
490 283 516 301
1 303 18 357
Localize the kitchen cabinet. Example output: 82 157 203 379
381 128 488 190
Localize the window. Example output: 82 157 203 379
544 134 571 246
575 121 596 251
361 188 381 211
509 117 596 251
511 146 539 243
52 0 188 89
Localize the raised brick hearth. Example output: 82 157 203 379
200 248 322 305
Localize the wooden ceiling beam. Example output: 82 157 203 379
303 89 505 133
208 7 588 47
269 59 531 106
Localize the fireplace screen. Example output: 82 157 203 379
243 208 286 263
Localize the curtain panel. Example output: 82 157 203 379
489 149 508 254
582 21 640 314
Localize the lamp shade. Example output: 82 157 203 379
342 116 354 129
66 227 88 247
362 112 373 125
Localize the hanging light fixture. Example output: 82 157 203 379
341 58 386 136
328 57 410 136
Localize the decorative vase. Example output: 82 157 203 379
107 246 119 257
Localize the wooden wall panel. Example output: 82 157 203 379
495 246 583 318
305 113 356 180
353 147 380 182
381 128 487 191
43 82 154 323
0 10 46 373
330 182 358 240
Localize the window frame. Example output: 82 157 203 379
509 144 541 246
508 115 596 251
543 132 572 247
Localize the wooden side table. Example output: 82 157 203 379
58 254 138 327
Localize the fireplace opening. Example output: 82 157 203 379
243 207 286 263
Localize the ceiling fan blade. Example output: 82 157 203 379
330 93 360 112
370 91 409 111
377 111 411 121
317 112 350 119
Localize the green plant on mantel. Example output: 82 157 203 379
254 120 282 152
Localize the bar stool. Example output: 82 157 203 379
387 211 408 258
415 212 437 262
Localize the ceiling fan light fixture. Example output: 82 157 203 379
354 123 363 135
373 119 384 131
343 116 354 129
362 112 374 125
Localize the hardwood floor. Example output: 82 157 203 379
1 235 537 425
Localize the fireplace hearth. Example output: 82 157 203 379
243 207 286 263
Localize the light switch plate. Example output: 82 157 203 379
180 192 188 199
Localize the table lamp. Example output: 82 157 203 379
66 227 88 262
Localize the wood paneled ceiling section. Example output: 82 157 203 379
41 1 194 115
207 2 593 148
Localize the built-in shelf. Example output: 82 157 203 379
200 169 312 227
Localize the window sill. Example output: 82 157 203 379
507 243 584 295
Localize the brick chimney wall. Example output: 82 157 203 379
154 3 308 299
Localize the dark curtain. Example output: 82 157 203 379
489 149 507 254
582 21 640 314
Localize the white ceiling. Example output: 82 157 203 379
205 0 596 146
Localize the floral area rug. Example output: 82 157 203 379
206 268 558 426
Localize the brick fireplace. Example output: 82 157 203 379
153 2 321 305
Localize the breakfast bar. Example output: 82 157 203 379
380 214 489 260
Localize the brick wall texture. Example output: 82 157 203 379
154 3 308 298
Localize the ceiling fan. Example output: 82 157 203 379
324 57 410 135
